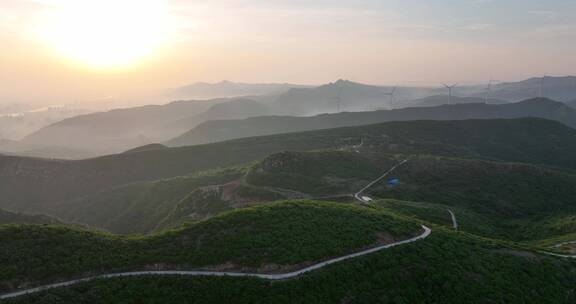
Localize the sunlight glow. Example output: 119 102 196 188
38 0 173 70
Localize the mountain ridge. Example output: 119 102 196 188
167 98 576 147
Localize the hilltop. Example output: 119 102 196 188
166 81 309 99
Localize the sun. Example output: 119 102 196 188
38 0 173 70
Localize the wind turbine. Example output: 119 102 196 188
333 83 343 112
442 83 458 105
539 75 547 98
484 79 494 104
384 87 397 109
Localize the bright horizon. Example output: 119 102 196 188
1 0 576 106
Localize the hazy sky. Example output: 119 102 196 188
1 0 576 106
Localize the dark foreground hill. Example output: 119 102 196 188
167 98 576 147
2 118 576 217
0 201 419 293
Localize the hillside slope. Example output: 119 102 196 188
408 95 507 107
4 220 576 303
167 98 576 147
0 201 419 293
22 99 215 155
0 209 61 225
46 146 576 237
3 118 576 217
477 76 576 102
245 151 576 240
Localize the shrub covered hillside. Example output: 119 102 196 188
244 151 576 242
51 167 246 234
3 118 576 219
246 151 398 195
0 200 420 293
371 155 576 241
6 229 576 304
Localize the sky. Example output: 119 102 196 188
1 0 576 106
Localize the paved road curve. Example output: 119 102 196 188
0 159 431 300
448 209 458 231
355 159 409 203
0 226 431 300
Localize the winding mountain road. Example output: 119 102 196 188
355 158 409 203
0 226 431 300
448 209 458 231
539 241 576 258
0 158 432 300
551 240 576 248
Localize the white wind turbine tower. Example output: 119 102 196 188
539 75 547 98
484 79 494 104
384 87 397 109
332 81 344 112
443 83 458 105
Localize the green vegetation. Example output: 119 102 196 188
167 98 576 147
157 182 286 231
0 200 419 293
4 117 576 302
242 151 576 243
369 156 576 241
376 199 498 237
246 151 390 194
53 167 245 234
3 117 576 219
6 229 576 304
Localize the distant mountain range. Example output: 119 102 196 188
167 98 576 147
20 99 221 157
404 95 507 108
476 76 576 102
5 76 576 159
166 80 310 99
0 105 90 140
271 80 439 115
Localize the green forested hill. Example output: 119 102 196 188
53 167 245 234
246 151 576 241
167 98 576 147
3 141 576 301
3 117 576 218
0 201 419 293
4 228 576 304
